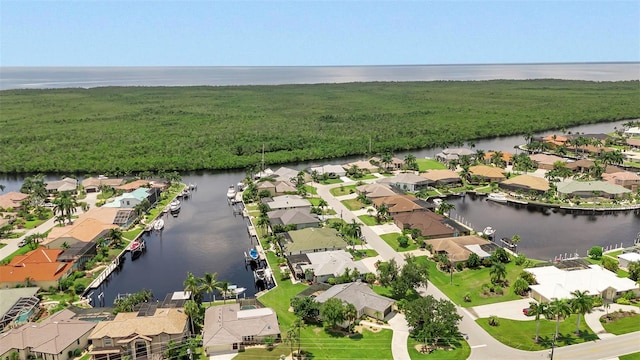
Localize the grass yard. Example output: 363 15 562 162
358 214 377 225
320 178 343 185
233 345 290 359
380 232 419 252
349 248 379 260
476 315 597 351
349 174 378 181
601 313 640 335
341 199 367 211
303 185 317 195
24 217 51 229
407 336 471 360
413 256 527 307
123 228 142 241
307 198 323 206
416 158 447 171
1 244 40 263
620 352 640 360
330 184 358 196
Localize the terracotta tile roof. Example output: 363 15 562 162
44 218 117 245
529 154 567 165
116 180 150 191
469 165 506 179
420 169 461 182
372 195 423 213
1 248 72 282
501 175 550 192
393 211 455 237
89 308 187 339
0 191 29 209
603 171 640 181
10 248 63 265
484 151 514 163
426 235 491 262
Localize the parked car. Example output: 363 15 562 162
17 239 27 247
522 308 534 316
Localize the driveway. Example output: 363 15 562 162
470 298 535 321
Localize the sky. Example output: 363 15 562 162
1 1 639 66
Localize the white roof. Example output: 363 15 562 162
618 252 640 262
267 195 311 210
236 307 274 319
526 265 638 301
464 244 491 258
302 250 370 277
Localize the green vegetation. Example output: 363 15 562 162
408 336 470 360
601 313 640 335
380 232 419 252
341 198 367 211
330 185 357 196
416 158 447 171
358 214 378 226
476 315 597 351
620 352 640 360
1 80 638 173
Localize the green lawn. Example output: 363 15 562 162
341 199 367 211
24 217 51 229
349 174 378 181
1 244 39 263
303 185 317 195
620 352 640 360
233 345 290 359
601 313 640 335
408 336 470 360
123 228 142 241
320 178 343 185
416 159 447 171
330 185 358 196
308 198 323 206
413 256 527 307
476 315 597 351
349 248 379 260
358 214 377 225
380 232 418 252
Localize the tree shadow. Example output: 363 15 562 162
348 333 363 341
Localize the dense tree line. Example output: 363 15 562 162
1 80 638 174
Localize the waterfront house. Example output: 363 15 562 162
565 159 623 174
617 252 640 270
280 228 347 256
45 177 78 194
115 179 150 191
377 173 429 192
420 169 462 187
45 217 117 248
393 211 468 239
542 134 569 147
0 248 73 289
257 179 297 196
0 287 40 332
529 154 567 170
102 187 157 209
315 281 395 321
624 127 640 137
82 207 137 228
483 151 514 166
0 309 96 360
556 180 631 199
267 208 319 230
309 164 347 178
499 174 550 194
371 195 428 215
298 250 370 283
355 183 397 199
0 192 29 211
344 160 379 172
262 195 311 211
469 165 506 183
81 177 125 193
602 171 640 192
88 307 189 360
202 304 280 356
435 148 474 163
425 235 494 264
273 166 310 183
370 156 404 171
525 264 639 303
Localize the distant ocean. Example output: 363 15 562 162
0 63 638 90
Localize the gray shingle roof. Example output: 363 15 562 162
315 282 394 314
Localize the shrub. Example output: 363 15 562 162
481 258 492 267
622 290 636 301
592 297 603 307
495 287 504 295
74 283 86 294
455 262 464 271
588 246 603 260
603 257 618 273
463 292 471 302
488 315 500 326
519 271 537 285
616 297 631 305
515 253 527 266
466 253 481 268
397 235 410 248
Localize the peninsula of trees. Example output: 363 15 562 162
1 80 638 174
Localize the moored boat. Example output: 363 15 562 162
154 219 165 231
225 284 246 298
226 185 236 199
249 248 259 260
487 192 508 203
170 199 181 212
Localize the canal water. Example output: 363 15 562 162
1 120 638 306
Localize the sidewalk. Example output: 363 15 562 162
584 303 639 339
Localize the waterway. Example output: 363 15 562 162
1 122 638 307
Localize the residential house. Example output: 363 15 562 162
88 307 189 360
529 154 567 170
257 180 297 196
624 127 640 137
469 165 506 183
371 195 429 216
82 207 137 228
103 187 158 208
298 250 370 283
617 252 640 269
370 156 404 171
377 173 429 192
273 167 309 183
0 248 73 289
556 181 631 199
81 177 125 193
315 281 395 320
0 287 40 332
483 151 514 166
355 183 397 199
45 177 78 194
268 208 319 230
526 264 639 302
393 211 468 239
262 195 311 211
435 148 474 162
542 134 569 147
308 164 346 178
115 180 150 192
344 160 379 172
565 159 623 174
44 217 117 249
202 304 280 356
0 309 96 360
420 170 462 187
0 192 29 211
281 228 347 256
602 171 640 192
425 235 495 264
499 175 550 194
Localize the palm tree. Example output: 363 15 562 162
107 228 124 248
381 152 393 172
217 281 231 304
570 290 593 334
549 298 572 340
375 204 389 223
200 272 219 303
474 149 486 164
344 303 358 332
489 261 507 285
53 192 78 225
529 301 549 342
0 184 5 193
511 234 521 253
404 154 417 170
183 272 202 304
317 199 328 213
344 220 362 243
436 201 455 216
184 299 200 335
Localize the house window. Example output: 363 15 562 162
243 335 254 342
104 337 112 346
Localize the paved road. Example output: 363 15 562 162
315 179 640 360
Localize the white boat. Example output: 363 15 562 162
482 226 496 237
237 182 245 191
182 189 191 198
487 193 508 203
432 198 443 206
153 219 165 231
226 185 236 199
169 199 181 212
225 284 246 298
